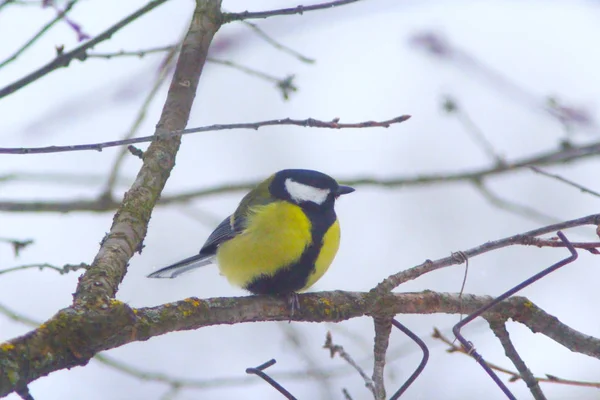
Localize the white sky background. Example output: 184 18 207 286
1 0 600 399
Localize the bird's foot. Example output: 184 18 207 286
287 292 300 321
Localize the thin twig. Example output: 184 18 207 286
0 115 410 155
94 352 351 389
207 57 297 99
0 238 33 256
443 96 506 165
374 213 600 293
0 263 88 276
488 320 547 400
451 231 577 400
241 20 315 63
0 0 170 99
0 171 131 187
0 302 39 326
342 388 353 400
0 0 79 69
71 45 297 97
223 0 361 23
473 180 560 224
324 331 376 397
86 45 176 59
0 0 16 10
432 328 600 389
413 32 596 130
530 166 600 199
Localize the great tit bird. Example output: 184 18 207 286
147 169 354 297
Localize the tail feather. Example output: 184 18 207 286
147 254 215 279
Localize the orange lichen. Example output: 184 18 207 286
184 298 201 307
0 342 15 352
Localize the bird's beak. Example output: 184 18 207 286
335 185 355 196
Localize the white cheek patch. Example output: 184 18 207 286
285 178 330 205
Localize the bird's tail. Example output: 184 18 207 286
147 254 215 279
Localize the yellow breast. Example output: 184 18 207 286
215 201 341 293
216 202 312 288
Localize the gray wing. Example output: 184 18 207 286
199 215 242 256
148 215 244 279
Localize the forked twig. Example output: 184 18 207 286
488 320 546 399
324 331 376 396
433 328 600 389
452 231 578 399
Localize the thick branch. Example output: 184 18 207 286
2 291 599 396
372 317 392 399
71 0 222 307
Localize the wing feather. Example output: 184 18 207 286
148 176 276 280
199 215 239 256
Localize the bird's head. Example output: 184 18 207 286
269 169 354 208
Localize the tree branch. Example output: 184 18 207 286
530 166 600 199
371 317 392 399
1 213 599 395
0 0 79 69
432 328 600 389
2 291 599 396
241 20 315 63
374 213 600 293
488 319 547 400
0 300 361 392
0 263 87 276
0 0 170 99
323 331 376 397
222 0 362 23
472 181 559 224
0 115 410 155
71 0 222 308
3 137 599 214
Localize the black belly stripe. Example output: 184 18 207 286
245 204 336 295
